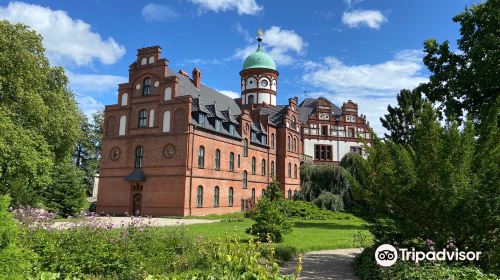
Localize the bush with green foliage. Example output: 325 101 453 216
300 163 354 211
263 178 283 201
313 192 344 211
247 197 293 242
276 199 350 220
0 195 37 279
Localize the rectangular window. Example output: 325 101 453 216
199 113 206 126
321 125 328 136
228 124 235 135
348 128 355 138
215 119 222 131
350 146 363 155
261 135 267 145
314 145 333 161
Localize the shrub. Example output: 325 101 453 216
276 200 350 220
313 192 345 211
185 235 296 279
274 244 298 263
0 195 37 279
21 215 208 279
300 163 354 209
246 197 292 242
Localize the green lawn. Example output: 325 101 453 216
164 213 372 253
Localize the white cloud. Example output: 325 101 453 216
141 3 179 22
342 9 387 29
217 89 240 99
67 72 127 94
234 26 307 66
303 50 428 136
0 1 125 66
189 0 262 15
78 96 104 117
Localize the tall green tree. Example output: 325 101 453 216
419 0 500 125
73 110 103 195
380 88 425 146
44 161 86 217
0 20 81 205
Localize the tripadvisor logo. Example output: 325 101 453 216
375 244 481 267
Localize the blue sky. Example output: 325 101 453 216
0 0 480 135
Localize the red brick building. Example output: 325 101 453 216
97 39 371 216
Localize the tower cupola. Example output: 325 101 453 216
240 29 279 106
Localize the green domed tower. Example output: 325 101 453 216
240 29 279 106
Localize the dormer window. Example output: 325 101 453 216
261 134 267 145
251 131 257 142
214 119 222 131
143 78 151 96
228 124 235 135
199 113 206 126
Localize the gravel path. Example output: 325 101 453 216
281 248 363 280
54 217 220 229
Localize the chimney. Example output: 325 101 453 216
178 69 189 78
192 68 201 89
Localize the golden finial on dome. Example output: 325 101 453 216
257 28 264 43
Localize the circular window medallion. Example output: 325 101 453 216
110 147 121 161
154 81 160 88
244 123 250 133
163 144 176 159
135 83 141 90
260 80 268 87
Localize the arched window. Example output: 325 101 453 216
228 187 234 207
163 111 171 132
229 152 235 171
271 133 275 149
288 189 292 199
135 146 144 168
197 186 203 207
248 95 255 104
121 93 128 106
164 87 172 101
293 190 298 200
244 139 248 157
143 78 151 96
294 164 298 178
243 171 248 189
288 163 292 178
271 161 275 176
262 159 266 176
251 188 256 203
293 137 297 152
139 110 147 128
198 146 205 168
119 116 126 136
238 154 241 168
251 157 256 175
214 187 219 208
215 149 221 170
288 135 291 151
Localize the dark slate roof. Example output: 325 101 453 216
259 105 285 125
298 97 342 123
174 73 242 138
176 74 241 114
124 169 146 181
